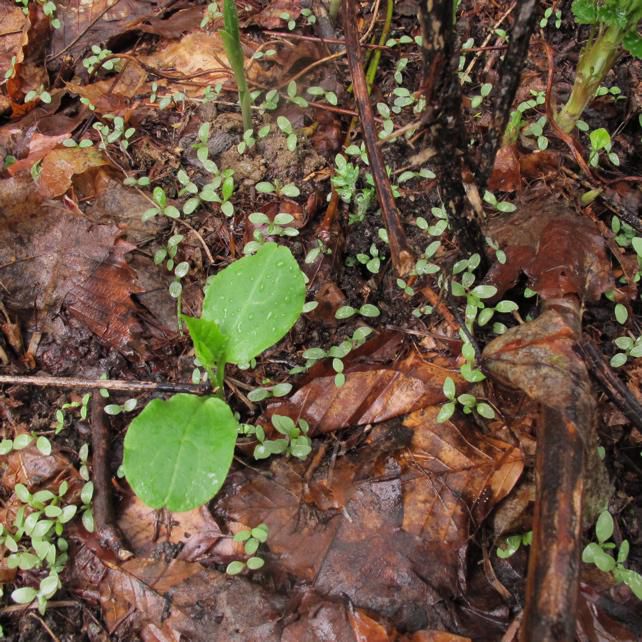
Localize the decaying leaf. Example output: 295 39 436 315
50 0 153 61
65 61 148 115
266 352 458 434
488 145 521 192
0 176 144 353
140 32 233 96
70 544 286 641
484 199 613 301
117 496 229 562
402 406 523 581
38 146 108 198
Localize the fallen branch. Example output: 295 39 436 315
342 0 414 276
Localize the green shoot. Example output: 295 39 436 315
220 0 252 132
556 0 642 132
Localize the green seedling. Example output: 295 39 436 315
582 510 642 599
307 86 338 106
415 206 450 238
276 115 298 151
471 82 493 110
0 433 51 457
610 335 642 368
237 125 270 154
24 85 52 104
353 243 383 274
587 127 619 167
226 523 269 574
556 0 642 133
252 48 277 60
178 164 235 218
540 6 562 29
123 243 306 512
1 442 94 616
83 45 120 74
259 89 280 112
595 84 625 98
104 398 138 416
153 233 190 302
284 80 309 108
437 376 495 423
496 531 533 559
123 174 150 188
142 186 180 221
54 393 91 434
294 326 373 376
16 0 61 28
483 190 517 213
247 415 312 460
279 11 296 30
304 239 332 265
332 153 360 204
255 180 300 198
335 303 380 320
301 7 316 24
220 0 252 132
158 91 187 110
93 116 135 152
201 1 222 27
247 382 292 402
244 212 299 255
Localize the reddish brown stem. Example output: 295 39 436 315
523 405 584 642
91 392 132 559
342 0 414 276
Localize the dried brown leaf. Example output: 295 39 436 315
0 176 144 353
38 146 108 198
267 352 456 434
484 200 613 301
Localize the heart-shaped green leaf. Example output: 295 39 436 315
123 394 238 512
202 243 306 364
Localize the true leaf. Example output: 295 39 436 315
183 316 228 374
123 394 238 511
201 243 306 364
595 510 614 543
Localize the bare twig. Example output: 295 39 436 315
581 339 642 431
342 0 414 276
0 374 209 395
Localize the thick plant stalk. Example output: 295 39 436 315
483 299 610 641
556 24 622 133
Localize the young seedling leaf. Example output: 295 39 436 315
123 394 238 512
202 243 306 364
183 316 228 374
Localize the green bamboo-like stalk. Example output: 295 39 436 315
556 23 622 133
220 0 252 132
